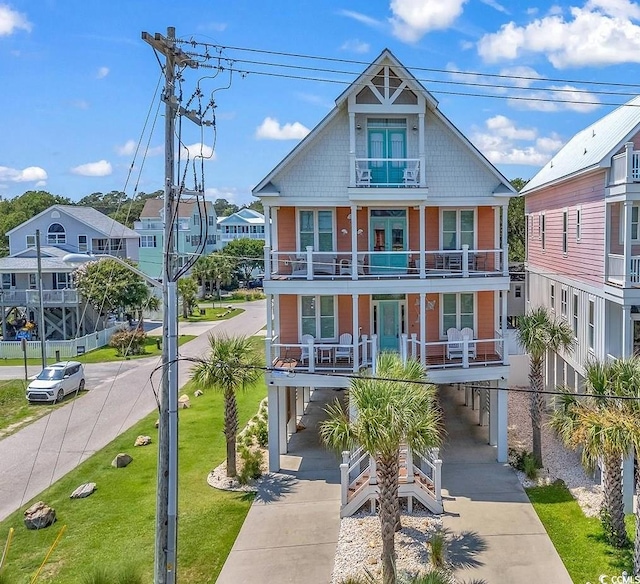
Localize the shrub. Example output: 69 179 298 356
522 453 538 480
237 448 263 484
229 290 265 301
82 566 143 584
109 329 147 356
405 571 455 584
254 418 269 447
428 530 447 569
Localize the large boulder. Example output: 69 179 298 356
70 482 96 499
112 453 133 468
178 394 191 409
24 501 56 530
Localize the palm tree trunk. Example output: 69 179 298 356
377 455 399 584
529 357 545 468
602 453 628 548
394 447 402 533
224 389 239 477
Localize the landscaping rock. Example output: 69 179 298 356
70 482 96 499
194 389 204 397
178 394 191 409
112 453 133 468
155 419 159 428
24 501 56 530
134 435 152 447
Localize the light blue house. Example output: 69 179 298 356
217 208 265 248
135 198 218 279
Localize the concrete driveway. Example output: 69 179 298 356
0 300 266 521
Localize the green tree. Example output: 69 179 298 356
213 198 239 218
516 306 575 467
551 359 640 547
320 355 442 584
72 259 151 317
191 335 262 477
177 277 198 318
507 179 526 262
245 199 264 214
193 252 235 301
223 238 265 282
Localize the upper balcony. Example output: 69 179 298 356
0 289 79 306
608 142 640 196
265 245 507 283
350 157 425 189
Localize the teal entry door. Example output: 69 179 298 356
378 300 401 351
368 126 406 185
370 210 407 274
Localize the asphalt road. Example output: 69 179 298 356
0 300 266 521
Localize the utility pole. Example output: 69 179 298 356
142 27 198 584
35 229 46 369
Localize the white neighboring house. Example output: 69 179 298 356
217 208 265 248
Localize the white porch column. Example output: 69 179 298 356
351 204 358 281
622 305 632 358
266 293 273 339
418 113 426 187
263 204 271 248
502 204 509 276
626 141 635 182
304 386 311 406
296 387 305 420
419 292 426 365
349 113 357 187
352 293 359 371
419 204 426 278
489 388 498 446
267 384 280 471
496 380 508 462
479 387 488 426
278 386 287 455
501 290 509 365
623 200 633 288
287 387 297 436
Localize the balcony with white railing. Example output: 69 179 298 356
0 289 80 306
264 245 507 282
350 157 425 188
606 253 640 287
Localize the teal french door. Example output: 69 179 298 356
377 300 401 351
367 122 406 185
369 210 407 274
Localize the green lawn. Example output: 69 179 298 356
527 482 635 583
0 379 40 435
0 376 267 583
179 307 243 322
0 335 196 367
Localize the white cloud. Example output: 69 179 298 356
0 165 47 183
479 0 508 13
389 0 469 42
478 1 640 68
116 140 136 156
498 65 541 88
197 21 227 32
338 9 384 28
472 116 563 166
96 66 109 79
71 160 112 177
508 85 601 113
181 143 215 159
255 117 310 140
340 39 370 54
34 180 46 188
0 4 31 36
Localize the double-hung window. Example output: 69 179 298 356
588 299 595 350
576 207 581 241
26 235 36 249
572 292 579 336
541 213 546 250
1 273 15 289
442 210 474 250
550 284 556 310
299 210 333 251
140 235 157 248
562 210 568 254
441 293 474 336
561 288 568 318
300 295 335 340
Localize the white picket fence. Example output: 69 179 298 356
0 323 127 359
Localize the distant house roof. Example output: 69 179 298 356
218 209 265 225
140 198 212 219
6 205 139 239
0 246 74 273
521 95 640 194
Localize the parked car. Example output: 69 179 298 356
26 361 86 403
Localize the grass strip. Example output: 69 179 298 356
526 481 634 583
179 307 243 322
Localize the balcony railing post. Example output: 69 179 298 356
432 448 442 503
306 246 313 281
361 334 368 366
410 333 417 359
626 142 634 183
265 337 272 367
406 446 414 483
462 245 469 277
308 338 315 373
462 335 469 368
340 459 349 506
264 245 271 280
369 456 377 485
371 335 378 374
400 333 408 364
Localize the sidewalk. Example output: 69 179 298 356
216 388 341 584
439 385 572 583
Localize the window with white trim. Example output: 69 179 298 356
47 223 66 245
550 284 555 310
538 213 542 239
572 292 579 336
561 287 568 318
576 207 581 241
299 210 334 251
1 273 15 289
26 235 36 249
28 274 37 289
442 209 474 250
301 295 335 340
588 299 595 350
562 210 568 254
54 273 70 290
140 235 157 248
78 235 88 253
541 213 546 250
442 293 474 336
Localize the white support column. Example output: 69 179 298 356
352 293 359 371
351 204 358 281
418 113 426 187
267 384 280 472
502 205 509 276
626 141 635 183
278 386 287 454
306 245 314 281
419 204 426 278
274 292 280 341
266 293 273 339
624 200 633 288
489 388 498 446
419 292 426 365
501 290 509 365
496 380 508 462
263 245 272 280
296 387 304 421
622 305 632 359
371 334 378 374
349 113 356 187
605 203 611 281
479 388 488 426
400 333 408 364
287 387 297 436
263 204 271 248
304 386 310 406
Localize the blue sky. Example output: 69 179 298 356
3 0 640 206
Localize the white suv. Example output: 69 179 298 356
26 362 86 403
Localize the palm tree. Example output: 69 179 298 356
191 334 262 477
550 359 639 548
516 306 575 467
320 355 442 584
193 252 234 304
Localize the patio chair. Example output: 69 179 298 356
334 332 353 363
313 253 336 276
339 254 366 276
300 334 315 364
460 327 476 358
355 161 372 186
290 256 307 276
403 161 419 186
446 327 464 359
